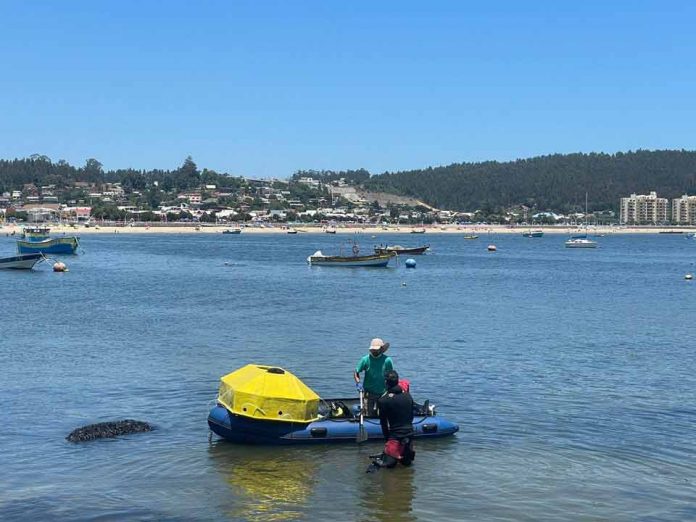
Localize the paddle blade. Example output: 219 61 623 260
357 424 368 443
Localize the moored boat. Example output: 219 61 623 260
522 229 544 238
207 364 459 445
463 234 479 240
565 238 597 248
410 227 426 234
374 244 429 255
0 253 44 270
17 236 79 255
307 250 393 267
222 228 242 234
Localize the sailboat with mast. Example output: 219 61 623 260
565 193 597 248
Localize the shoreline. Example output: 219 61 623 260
3 223 696 235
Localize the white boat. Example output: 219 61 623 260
565 238 597 248
566 193 597 249
0 253 44 269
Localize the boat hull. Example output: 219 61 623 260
374 246 429 255
565 239 597 248
308 253 392 267
522 231 544 238
17 237 79 255
0 253 43 269
207 405 459 445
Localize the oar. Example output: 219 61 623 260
357 386 368 443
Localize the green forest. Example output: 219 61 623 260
360 150 696 212
0 155 239 195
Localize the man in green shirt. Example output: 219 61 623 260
354 338 394 416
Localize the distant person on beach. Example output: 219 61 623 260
354 338 394 416
367 370 415 472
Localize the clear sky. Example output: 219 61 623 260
0 1 694 177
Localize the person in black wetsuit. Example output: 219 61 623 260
367 370 416 472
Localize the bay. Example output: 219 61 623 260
1 232 695 521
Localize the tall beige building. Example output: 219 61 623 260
620 192 669 224
671 194 696 224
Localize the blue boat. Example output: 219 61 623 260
17 236 79 255
208 402 459 444
16 227 79 255
207 364 459 445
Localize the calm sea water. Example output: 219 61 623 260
1 231 695 521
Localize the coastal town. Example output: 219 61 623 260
2 169 696 230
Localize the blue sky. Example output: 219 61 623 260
0 1 694 177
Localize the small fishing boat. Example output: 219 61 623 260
410 227 426 234
522 229 544 238
463 234 479 240
17 227 79 255
307 250 393 267
325 227 337 234
207 365 459 445
287 228 298 235
565 238 597 248
222 228 242 234
0 253 44 270
374 244 430 255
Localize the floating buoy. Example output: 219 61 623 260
53 261 67 272
685 274 693 280
401 281 407 287
224 261 230 266
405 258 417 268
487 244 497 252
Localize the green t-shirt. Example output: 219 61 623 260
355 353 394 394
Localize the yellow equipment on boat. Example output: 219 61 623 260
217 364 320 423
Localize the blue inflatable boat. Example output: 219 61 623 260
208 398 459 445
208 364 459 445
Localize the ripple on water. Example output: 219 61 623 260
1 234 696 520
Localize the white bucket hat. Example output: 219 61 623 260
369 338 390 353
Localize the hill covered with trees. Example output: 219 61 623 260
359 150 696 213
0 155 237 196
4 150 696 215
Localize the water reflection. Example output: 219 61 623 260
208 442 318 521
360 464 416 522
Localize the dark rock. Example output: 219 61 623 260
66 419 153 442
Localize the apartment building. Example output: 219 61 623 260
619 191 669 224
671 194 696 224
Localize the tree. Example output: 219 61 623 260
84 158 103 174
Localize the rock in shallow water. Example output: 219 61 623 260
66 420 153 442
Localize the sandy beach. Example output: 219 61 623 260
3 223 695 235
